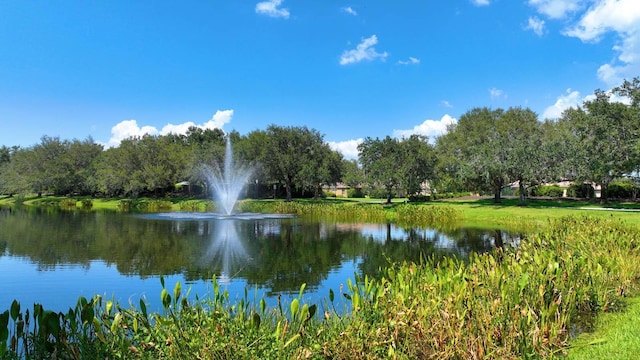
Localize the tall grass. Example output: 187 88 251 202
239 200 462 228
116 199 174 212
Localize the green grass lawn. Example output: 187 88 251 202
435 197 640 228
565 297 640 359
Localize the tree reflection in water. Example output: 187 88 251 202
0 208 524 311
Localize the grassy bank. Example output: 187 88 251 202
3 194 640 229
566 297 640 359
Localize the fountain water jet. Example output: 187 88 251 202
138 136 293 221
206 137 253 215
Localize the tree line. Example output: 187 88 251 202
1 78 640 204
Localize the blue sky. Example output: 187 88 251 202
1 0 639 158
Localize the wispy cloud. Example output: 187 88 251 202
489 87 507 99
525 16 546 36
528 0 584 19
342 6 357 16
106 110 234 148
441 100 453 108
327 138 363 159
255 0 290 19
397 56 420 65
392 114 457 142
340 35 388 65
471 0 490 6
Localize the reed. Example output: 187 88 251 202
58 198 77 209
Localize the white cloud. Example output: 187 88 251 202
202 109 234 129
542 88 582 119
489 87 507 99
397 57 420 65
342 6 357 16
255 0 290 19
106 110 234 148
441 100 453 108
328 138 363 159
471 0 490 6
340 35 388 65
525 16 546 36
392 114 457 142
528 0 584 19
562 0 640 86
530 0 640 87
160 122 197 136
106 120 159 148
564 0 640 42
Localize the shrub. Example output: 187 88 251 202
347 188 364 198
407 194 430 202
179 200 202 212
531 185 564 197
13 195 25 206
367 188 391 200
59 198 77 208
116 199 133 212
80 198 93 210
434 191 471 200
607 178 638 199
567 183 595 198
139 200 173 212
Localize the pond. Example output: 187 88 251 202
0 207 521 313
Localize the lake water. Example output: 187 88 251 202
0 206 520 313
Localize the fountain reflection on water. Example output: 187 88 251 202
140 135 293 281
202 219 248 283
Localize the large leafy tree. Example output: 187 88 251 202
399 135 437 197
3 136 102 196
95 134 189 197
341 159 364 194
562 81 640 203
437 107 545 204
358 136 403 203
0 146 22 195
255 125 331 202
437 108 509 202
300 142 343 199
501 107 542 205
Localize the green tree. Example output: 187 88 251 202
500 107 542 205
358 136 403 203
562 84 640 203
257 125 329 202
0 146 19 195
399 135 436 197
95 134 189 197
436 108 509 203
300 142 343 199
182 127 226 192
341 159 364 195
59 137 103 195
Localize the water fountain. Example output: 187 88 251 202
140 136 292 221
206 137 252 215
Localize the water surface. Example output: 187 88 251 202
0 207 520 312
